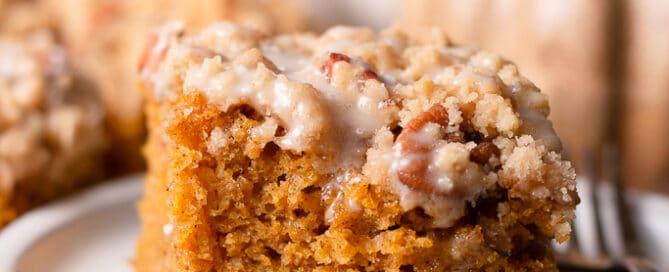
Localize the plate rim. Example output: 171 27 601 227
0 173 144 271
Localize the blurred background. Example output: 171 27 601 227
1 0 668 221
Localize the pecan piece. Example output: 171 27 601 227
403 104 450 133
361 70 379 81
394 104 453 194
321 52 382 85
320 52 351 80
470 142 500 165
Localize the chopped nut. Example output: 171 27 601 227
470 142 500 165
320 52 351 80
403 104 449 132
394 104 452 193
321 52 382 86
360 69 380 81
357 69 381 89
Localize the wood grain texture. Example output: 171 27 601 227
622 0 669 192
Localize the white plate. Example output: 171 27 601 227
0 174 143 272
0 174 667 271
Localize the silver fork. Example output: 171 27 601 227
554 145 661 272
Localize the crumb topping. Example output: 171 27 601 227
142 22 575 229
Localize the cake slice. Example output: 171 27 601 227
0 31 107 227
136 22 578 271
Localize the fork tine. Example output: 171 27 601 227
602 144 631 258
555 149 609 269
601 144 663 272
585 148 608 259
556 146 662 271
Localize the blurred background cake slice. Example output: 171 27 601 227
0 31 107 227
